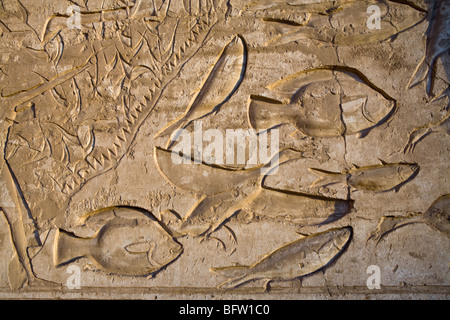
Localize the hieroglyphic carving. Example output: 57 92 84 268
0 0 448 295
407 0 450 98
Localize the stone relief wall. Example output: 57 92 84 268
0 0 448 299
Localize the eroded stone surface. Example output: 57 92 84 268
0 0 449 299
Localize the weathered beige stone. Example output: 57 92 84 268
0 0 448 299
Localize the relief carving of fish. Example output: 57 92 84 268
262 0 426 46
248 67 396 138
211 226 352 289
369 194 450 242
407 0 450 97
308 161 419 192
154 35 247 148
53 206 183 276
237 186 352 226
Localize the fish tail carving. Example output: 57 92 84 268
211 266 254 289
308 168 344 188
53 229 92 266
210 265 249 279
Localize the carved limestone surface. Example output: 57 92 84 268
0 0 449 299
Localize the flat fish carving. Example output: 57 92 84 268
264 0 426 46
369 194 450 242
407 0 450 97
308 161 419 192
154 35 247 148
53 206 183 276
248 67 396 138
210 226 352 289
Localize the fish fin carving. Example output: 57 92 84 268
289 130 305 140
216 274 255 290
351 163 360 170
210 265 249 279
308 168 341 188
377 158 388 165
295 231 309 238
7 253 27 290
160 209 183 237
429 86 450 104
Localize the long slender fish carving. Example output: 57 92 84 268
211 226 352 289
407 0 450 97
40 0 147 43
248 67 396 138
262 0 426 46
154 35 247 149
369 195 450 243
308 161 419 192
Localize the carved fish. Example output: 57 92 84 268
154 35 247 147
407 0 450 97
155 146 303 236
308 161 419 192
54 206 183 276
403 113 450 153
248 67 396 138
264 0 426 46
369 194 450 242
236 186 352 226
211 226 352 289
155 146 301 196
242 0 356 14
